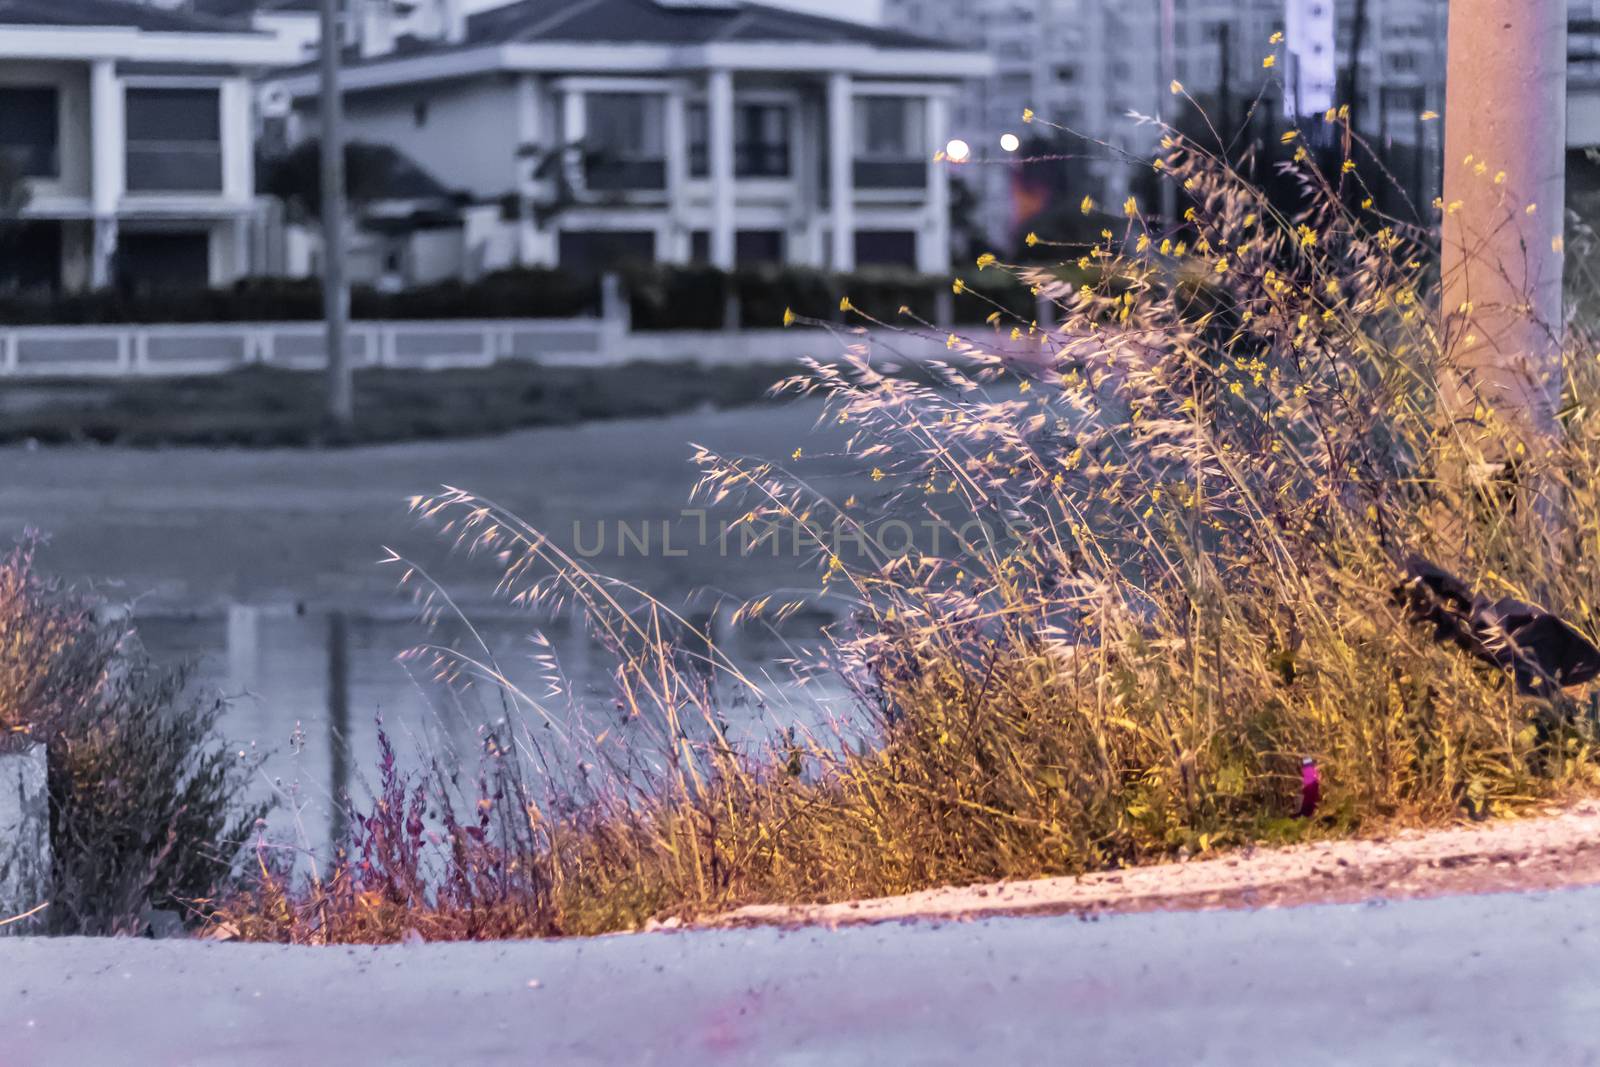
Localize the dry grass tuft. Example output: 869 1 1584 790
220 113 1600 942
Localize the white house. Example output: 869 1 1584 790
0 1 301 296
266 0 993 278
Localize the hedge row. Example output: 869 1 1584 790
0 270 598 326
621 264 1053 331
0 265 1062 331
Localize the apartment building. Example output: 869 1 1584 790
881 0 1461 236
0 1 299 295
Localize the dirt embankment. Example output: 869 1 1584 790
717 800 1600 929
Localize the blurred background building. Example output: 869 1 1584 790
22 0 1600 281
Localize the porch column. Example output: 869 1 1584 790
827 71 855 272
921 92 951 274
220 78 253 203
89 60 125 290
561 87 587 198
663 81 691 263
708 68 736 270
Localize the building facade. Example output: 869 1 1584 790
262 0 985 279
264 0 991 278
0 1 299 296
883 0 1600 238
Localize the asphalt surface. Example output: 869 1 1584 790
3 886 1598 1065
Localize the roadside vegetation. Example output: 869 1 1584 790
211 106 1600 943
0 540 260 934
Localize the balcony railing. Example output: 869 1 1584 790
735 143 791 178
584 158 667 192
126 142 223 194
852 159 927 190
687 143 792 180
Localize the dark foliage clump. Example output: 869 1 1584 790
0 538 264 934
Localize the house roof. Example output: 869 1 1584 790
270 0 989 92
0 0 255 33
464 0 960 50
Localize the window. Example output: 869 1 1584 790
583 93 666 191
689 229 786 265
736 104 790 178
688 104 709 177
855 97 924 159
687 103 792 179
125 88 222 193
0 222 62 294
115 231 212 294
558 230 656 273
853 97 927 189
854 230 917 269
0 87 59 178
736 230 784 266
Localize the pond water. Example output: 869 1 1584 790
0 400 876 852
135 601 849 851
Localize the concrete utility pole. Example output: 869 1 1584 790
1440 0 1568 456
319 0 354 430
1157 0 1178 226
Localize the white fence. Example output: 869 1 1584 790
0 318 622 378
0 319 969 377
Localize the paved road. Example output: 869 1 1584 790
3 887 1598 1065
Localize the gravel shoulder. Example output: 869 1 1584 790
720 799 1600 928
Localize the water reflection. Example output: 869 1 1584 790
326 611 351 847
137 601 841 853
